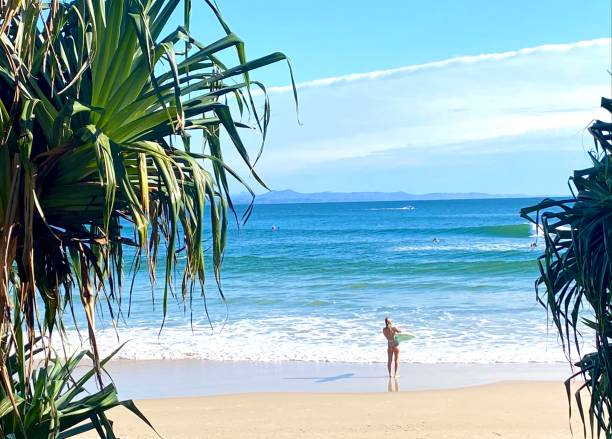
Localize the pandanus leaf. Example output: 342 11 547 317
522 97 612 437
0 1 298 437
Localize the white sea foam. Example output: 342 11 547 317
60 315 568 364
529 222 572 239
530 222 545 238
390 242 532 252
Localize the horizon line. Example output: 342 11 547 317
232 189 566 198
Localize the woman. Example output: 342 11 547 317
382 317 401 377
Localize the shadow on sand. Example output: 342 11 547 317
284 372 401 388
284 373 356 383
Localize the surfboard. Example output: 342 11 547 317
394 333 415 343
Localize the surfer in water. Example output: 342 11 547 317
383 317 402 377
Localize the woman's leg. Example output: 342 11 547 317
393 347 400 377
387 347 393 377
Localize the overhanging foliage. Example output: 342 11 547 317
522 97 612 437
0 0 296 436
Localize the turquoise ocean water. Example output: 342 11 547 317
72 197 566 363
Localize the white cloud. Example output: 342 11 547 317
267 38 610 93
227 38 612 194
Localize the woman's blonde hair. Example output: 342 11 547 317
385 317 392 328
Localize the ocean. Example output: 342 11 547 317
69 197 567 364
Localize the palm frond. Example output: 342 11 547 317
521 96 612 437
0 1 297 437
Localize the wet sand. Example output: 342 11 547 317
93 359 569 399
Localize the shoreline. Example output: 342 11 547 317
89 359 572 400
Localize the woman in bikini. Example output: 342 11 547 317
383 317 401 377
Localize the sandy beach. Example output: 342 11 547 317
78 380 576 439
70 361 576 438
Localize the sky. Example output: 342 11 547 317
186 0 612 195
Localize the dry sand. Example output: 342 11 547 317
79 381 579 439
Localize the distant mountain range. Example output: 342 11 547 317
231 189 534 205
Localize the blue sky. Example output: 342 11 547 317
202 0 610 85
188 1 612 195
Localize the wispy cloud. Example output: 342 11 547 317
230 39 612 195
268 38 611 93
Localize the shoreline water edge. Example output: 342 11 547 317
89 359 571 400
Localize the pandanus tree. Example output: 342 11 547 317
521 98 612 437
0 0 295 436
